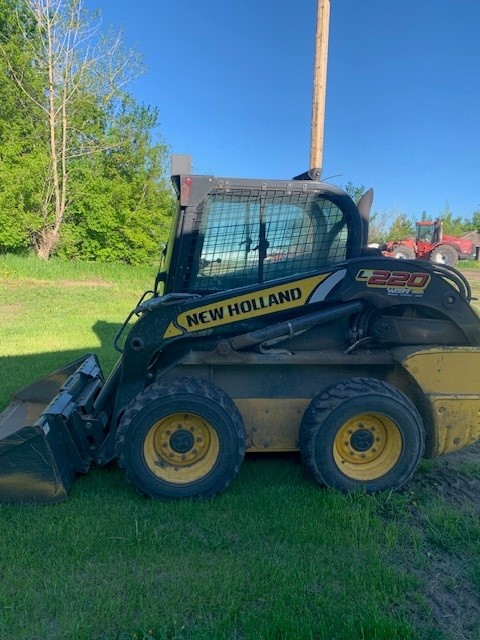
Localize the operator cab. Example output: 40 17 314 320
416 220 441 245
158 158 372 295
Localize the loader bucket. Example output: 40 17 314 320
0 355 104 504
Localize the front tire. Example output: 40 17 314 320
430 244 458 266
392 245 415 259
300 378 425 492
116 377 246 499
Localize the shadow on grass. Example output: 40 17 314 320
0 320 124 411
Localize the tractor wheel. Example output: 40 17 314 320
392 245 415 260
116 377 245 499
299 377 424 492
430 244 458 266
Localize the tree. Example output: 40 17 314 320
0 0 171 260
470 209 480 232
0 0 47 251
342 181 365 205
386 213 415 241
438 202 467 237
367 211 388 246
58 97 174 264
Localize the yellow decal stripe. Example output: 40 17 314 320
163 274 330 338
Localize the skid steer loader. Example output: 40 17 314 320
1 158 480 503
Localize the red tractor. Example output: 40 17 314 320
382 219 475 266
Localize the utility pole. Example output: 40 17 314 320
310 0 330 174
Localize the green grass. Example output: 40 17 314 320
458 260 480 269
0 465 421 640
0 252 155 283
0 254 153 407
0 255 479 640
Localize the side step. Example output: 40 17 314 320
0 355 105 504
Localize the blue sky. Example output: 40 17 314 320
84 0 480 221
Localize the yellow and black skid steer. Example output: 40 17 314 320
2 158 480 503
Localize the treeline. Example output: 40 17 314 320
343 183 480 245
0 0 174 264
378 208 480 244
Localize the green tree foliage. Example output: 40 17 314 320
342 181 365 205
386 214 415 241
0 0 47 250
438 202 467 237
59 98 173 264
0 0 174 263
367 212 388 245
470 210 480 231
343 180 480 246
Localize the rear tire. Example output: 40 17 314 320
430 244 458 266
116 377 245 499
300 377 425 492
392 245 415 259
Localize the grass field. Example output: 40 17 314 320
1 255 480 640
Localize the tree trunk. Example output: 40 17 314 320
36 229 60 259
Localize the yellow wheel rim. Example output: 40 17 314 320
333 413 403 481
143 412 220 484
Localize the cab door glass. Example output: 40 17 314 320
185 191 350 292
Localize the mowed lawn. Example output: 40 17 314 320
0 255 479 640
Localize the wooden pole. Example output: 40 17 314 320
310 0 330 173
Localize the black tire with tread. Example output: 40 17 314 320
300 377 425 493
116 376 246 499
